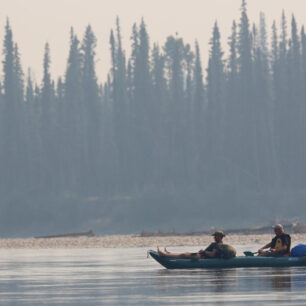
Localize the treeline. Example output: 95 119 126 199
1 1 306 233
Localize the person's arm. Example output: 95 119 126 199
258 242 271 253
199 243 215 257
270 245 287 252
203 248 217 258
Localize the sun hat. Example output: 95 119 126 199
212 231 225 237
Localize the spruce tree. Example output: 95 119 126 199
163 35 187 185
151 43 167 187
81 25 101 195
132 19 153 188
63 29 84 193
40 42 59 193
109 18 130 192
206 22 225 183
192 41 205 186
287 15 302 187
236 0 259 189
252 17 275 188
1 19 23 194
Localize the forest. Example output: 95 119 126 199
1 1 306 236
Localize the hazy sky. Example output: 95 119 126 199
1 0 306 83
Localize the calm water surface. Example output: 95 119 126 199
0 245 306 305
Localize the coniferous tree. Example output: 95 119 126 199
151 43 168 187
206 22 225 181
301 26 306 83
236 0 259 189
252 16 275 188
270 21 282 187
131 20 153 188
63 29 84 193
25 71 41 191
164 35 188 185
192 41 205 186
101 73 116 195
109 18 130 192
271 21 279 80
40 42 59 193
287 15 302 187
259 12 268 56
81 25 101 195
274 11 290 187
300 26 306 185
1 19 24 194
225 21 239 181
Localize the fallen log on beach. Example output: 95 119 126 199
35 229 95 239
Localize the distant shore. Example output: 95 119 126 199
0 233 305 248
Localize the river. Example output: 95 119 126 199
0 245 305 305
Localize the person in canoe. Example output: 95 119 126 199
157 231 236 259
258 224 291 257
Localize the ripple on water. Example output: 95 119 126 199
0 246 305 305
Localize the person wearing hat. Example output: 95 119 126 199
258 224 291 257
199 231 226 258
157 231 227 259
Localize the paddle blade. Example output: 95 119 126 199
244 251 255 256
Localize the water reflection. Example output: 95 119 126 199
155 268 238 295
270 269 292 291
0 248 305 305
155 266 295 298
247 268 293 292
210 269 237 292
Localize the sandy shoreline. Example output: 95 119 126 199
0 233 305 248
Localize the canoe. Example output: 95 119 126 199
148 250 306 269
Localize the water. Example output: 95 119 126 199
0 246 306 305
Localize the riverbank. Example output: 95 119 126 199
0 233 305 248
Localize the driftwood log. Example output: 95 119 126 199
35 229 95 239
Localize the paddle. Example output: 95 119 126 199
244 251 258 256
